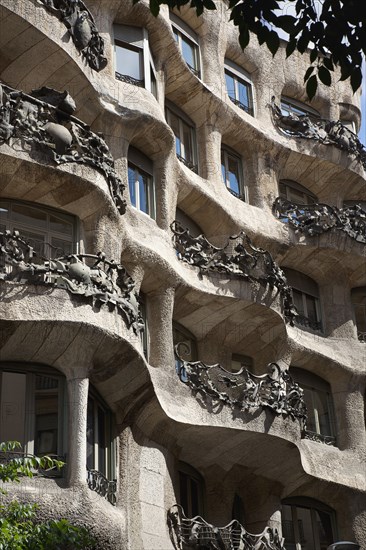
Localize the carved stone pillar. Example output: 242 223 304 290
147 287 175 370
66 370 89 486
332 376 366 456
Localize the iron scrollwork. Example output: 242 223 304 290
37 0 107 71
171 220 298 324
175 344 307 428
87 468 117 505
167 504 286 550
0 83 126 214
0 230 144 334
303 430 336 446
273 197 366 244
270 97 366 170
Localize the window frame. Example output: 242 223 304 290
221 145 246 200
279 180 317 206
86 386 115 481
128 147 156 219
224 59 254 117
166 103 198 173
280 96 320 120
114 24 157 97
170 13 201 78
351 286 366 342
178 461 205 518
284 268 323 332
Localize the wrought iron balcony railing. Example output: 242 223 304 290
115 72 144 87
0 230 144 334
167 504 286 550
270 97 366 171
228 96 254 116
294 313 322 333
171 220 298 325
303 430 336 446
357 331 366 343
0 83 126 213
87 468 117 506
37 0 107 71
175 344 307 428
176 153 199 174
273 197 366 244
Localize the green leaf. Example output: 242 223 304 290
318 65 331 86
277 15 297 34
323 57 334 71
266 30 280 56
350 68 362 92
309 48 318 63
306 74 318 100
149 0 160 16
202 0 216 9
304 66 315 82
239 25 250 49
286 38 297 58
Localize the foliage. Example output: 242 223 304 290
0 442 95 550
137 0 366 100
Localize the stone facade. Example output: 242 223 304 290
0 0 365 549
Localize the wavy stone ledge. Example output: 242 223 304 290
167 505 285 550
175 345 307 428
171 220 298 324
0 230 143 334
0 83 126 213
273 198 366 243
37 0 107 71
270 97 366 170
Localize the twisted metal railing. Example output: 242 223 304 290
0 230 144 333
270 97 366 170
228 96 254 116
294 313 322 333
171 220 298 324
167 505 286 550
37 0 107 71
176 153 199 174
0 83 126 213
273 197 366 244
87 468 117 506
303 430 336 446
115 73 144 87
175 344 307 428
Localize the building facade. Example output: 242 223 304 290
0 0 365 549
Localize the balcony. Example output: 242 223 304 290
303 430 336 447
273 198 366 243
167 504 285 550
87 468 117 506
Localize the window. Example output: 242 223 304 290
170 14 200 78
282 498 337 550
86 388 114 480
284 268 322 331
0 364 66 459
128 147 156 219
173 322 197 381
166 104 198 173
231 353 253 373
0 200 76 260
175 208 202 238
280 97 320 120
351 287 366 342
221 146 245 199
232 493 245 525
114 25 157 97
279 180 317 206
178 462 204 518
291 368 336 444
140 292 149 359
225 59 254 116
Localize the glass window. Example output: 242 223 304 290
225 60 254 116
221 147 245 199
166 105 198 173
231 353 253 373
291 368 336 444
282 498 337 550
280 97 320 120
0 365 66 459
114 25 157 97
284 268 322 332
178 462 204 518
279 180 317 206
86 389 114 479
173 322 197 381
170 14 200 78
351 287 366 342
0 200 76 261
128 147 155 219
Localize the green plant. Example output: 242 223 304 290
0 442 95 550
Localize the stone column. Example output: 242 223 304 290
147 287 175 370
66 369 89 486
332 376 366 456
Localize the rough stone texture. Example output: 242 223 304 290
0 0 365 548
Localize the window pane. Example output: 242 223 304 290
238 80 250 109
87 400 95 469
116 44 142 81
138 172 148 214
34 375 59 456
225 72 236 100
312 391 331 436
293 289 305 316
128 166 137 207
303 387 318 433
12 204 47 229
227 155 241 195
306 294 318 323
0 372 26 446
297 507 315 548
181 36 197 70
182 122 193 162
98 406 106 475
315 510 334 547
169 112 182 156
190 478 200 517
49 215 73 236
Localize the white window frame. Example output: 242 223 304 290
284 268 323 332
128 147 156 219
221 145 246 200
114 25 157 97
280 96 320 119
170 13 201 78
166 103 198 172
224 59 254 116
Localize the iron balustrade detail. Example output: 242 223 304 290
357 331 366 343
303 430 336 446
0 83 126 214
186 63 200 78
175 344 307 428
270 97 366 170
176 153 199 174
115 72 144 87
87 468 117 506
167 504 286 550
171 220 298 325
229 96 253 116
294 313 322 333
227 187 246 202
273 198 366 244
0 230 144 334
37 0 107 71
